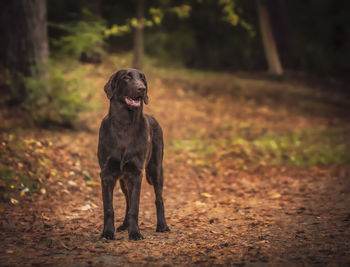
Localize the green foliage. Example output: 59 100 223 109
169 129 350 168
171 139 217 158
23 63 87 127
105 23 133 37
149 8 164 25
144 0 263 71
105 4 191 38
0 167 28 201
249 130 350 166
217 0 255 36
219 0 239 26
51 9 106 60
169 4 191 19
145 27 195 65
0 135 41 201
45 0 350 76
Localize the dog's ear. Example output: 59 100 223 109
104 73 116 99
143 75 149 105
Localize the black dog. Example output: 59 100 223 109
98 68 169 240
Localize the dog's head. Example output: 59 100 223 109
104 68 149 108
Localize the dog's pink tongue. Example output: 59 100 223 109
125 97 141 107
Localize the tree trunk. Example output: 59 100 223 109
133 0 144 70
269 0 293 68
0 0 49 104
92 0 102 16
256 0 283 75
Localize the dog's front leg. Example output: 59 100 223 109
101 173 116 240
126 173 144 240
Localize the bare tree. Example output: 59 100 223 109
133 0 144 70
0 0 49 104
256 0 283 75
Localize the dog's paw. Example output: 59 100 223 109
117 223 128 232
156 224 170 232
101 230 115 240
128 231 144 241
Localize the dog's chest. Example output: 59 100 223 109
113 126 134 149
110 123 149 161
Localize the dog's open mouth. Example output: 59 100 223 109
125 96 141 107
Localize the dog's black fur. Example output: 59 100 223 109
98 68 169 240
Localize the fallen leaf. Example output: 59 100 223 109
86 180 101 187
42 215 50 221
68 180 77 186
82 170 91 179
271 193 281 199
20 187 30 197
80 204 92 211
195 201 205 206
201 192 213 198
10 198 19 204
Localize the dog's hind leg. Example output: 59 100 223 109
117 179 129 232
146 139 170 232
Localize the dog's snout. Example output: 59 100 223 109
136 86 146 94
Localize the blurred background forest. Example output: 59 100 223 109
1 1 350 265
47 0 350 74
1 0 350 120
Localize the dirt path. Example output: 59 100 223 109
1 68 350 266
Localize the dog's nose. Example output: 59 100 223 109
136 86 146 94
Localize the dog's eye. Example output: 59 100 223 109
140 74 146 83
123 76 131 81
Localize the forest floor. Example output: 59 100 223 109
1 56 350 266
